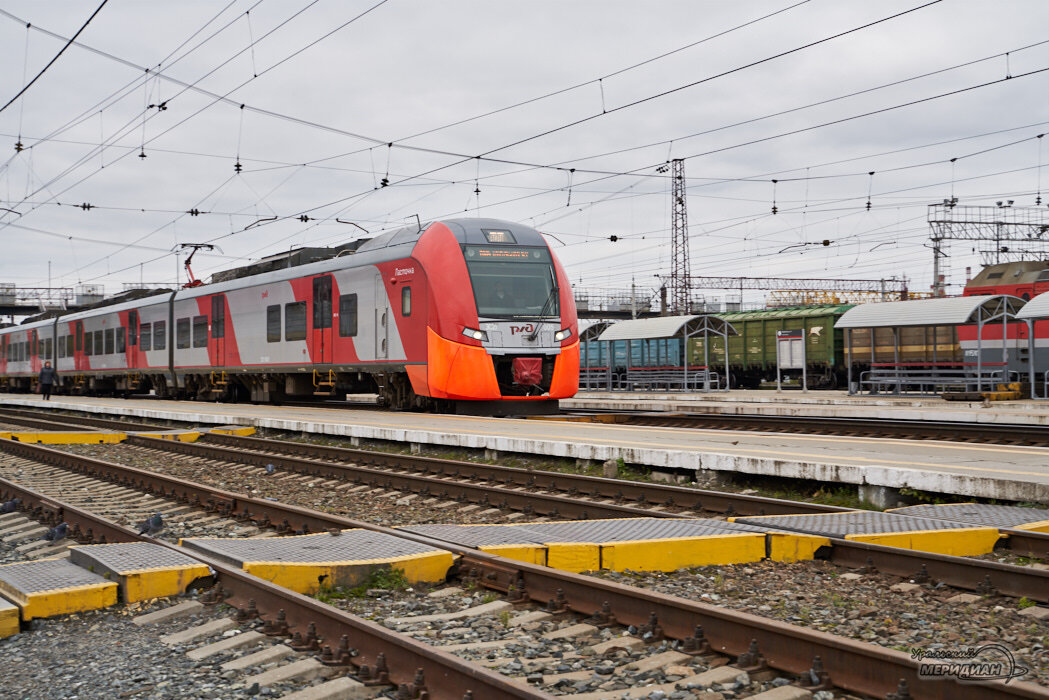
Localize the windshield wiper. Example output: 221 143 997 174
527 286 559 340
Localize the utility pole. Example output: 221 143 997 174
669 158 690 314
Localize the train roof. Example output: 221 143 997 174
967 260 1049 287
356 217 550 251
11 218 555 322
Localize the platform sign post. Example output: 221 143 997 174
776 329 806 392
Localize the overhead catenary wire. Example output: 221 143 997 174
0 0 110 116
5 2 1043 292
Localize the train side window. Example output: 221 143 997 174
211 296 225 339
105 328 115 355
116 327 126 353
128 310 138 346
312 276 332 329
84 332 93 356
58 336 65 359
94 330 104 355
193 315 208 348
45 338 52 360
338 294 358 337
31 331 37 357
266 305 281 342
140 323 152 351
176 318 191 349
285 302 307 341
401 286 411 316
66 335 74 357
154 321 166 350
75 322 83 352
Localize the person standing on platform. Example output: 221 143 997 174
38 361 57 400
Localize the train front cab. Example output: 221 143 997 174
410 220 579 415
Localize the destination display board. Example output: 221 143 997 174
465 246 550 263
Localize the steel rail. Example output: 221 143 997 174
457 553 1049 700
2 438 1047 698
136 433 1049 602
0 407 164 433
581 412 1049 446
199 431 838 516
0 471 547 699
199 431 1049 560
129 434 704 521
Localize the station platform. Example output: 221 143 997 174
179 529 454 594
402 517 828 571
731 511 1001 556
2 394 1049 504
565 390 1049 426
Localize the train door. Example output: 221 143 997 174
311 276 332 364
127 310 139 369
374 274 388 360
211 295 226 367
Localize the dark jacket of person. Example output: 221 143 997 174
38 366 57 385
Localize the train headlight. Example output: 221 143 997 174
553 327 573 342
461 327 488 342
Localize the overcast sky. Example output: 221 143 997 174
1 0 1047 309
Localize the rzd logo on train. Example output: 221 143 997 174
509 324 535 335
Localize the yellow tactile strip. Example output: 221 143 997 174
69 542 212 603
0 558 118 620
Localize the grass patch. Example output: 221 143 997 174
315 567 410 603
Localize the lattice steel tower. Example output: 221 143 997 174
669 158 691 313
927 203 1049 295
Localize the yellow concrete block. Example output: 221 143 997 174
134 431 201 442
0 599 19 639
10 432 126 444
121 564 212 603
479 544 547 566
601 534 765 572
1010 519 1049 534
245 551 455 595
846 527 1000 557
0 581 118 621
209 426 256 436
767 533 830 562
545 542 600 573
0 432 11 440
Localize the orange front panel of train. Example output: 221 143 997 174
426 327 500 400
549 340 580 398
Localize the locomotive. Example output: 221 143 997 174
0 218 580 414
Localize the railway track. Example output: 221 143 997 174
1 439 1045 698
50 431 1049 604
553 411 1049 446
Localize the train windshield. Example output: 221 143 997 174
464 246 558 319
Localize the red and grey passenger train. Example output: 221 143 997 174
0 218 579 414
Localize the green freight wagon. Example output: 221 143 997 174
689 305 854 388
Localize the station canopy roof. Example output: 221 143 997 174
1016 292 1049 320
835 295 1023 329
597 314 737 342
716 304 855 321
